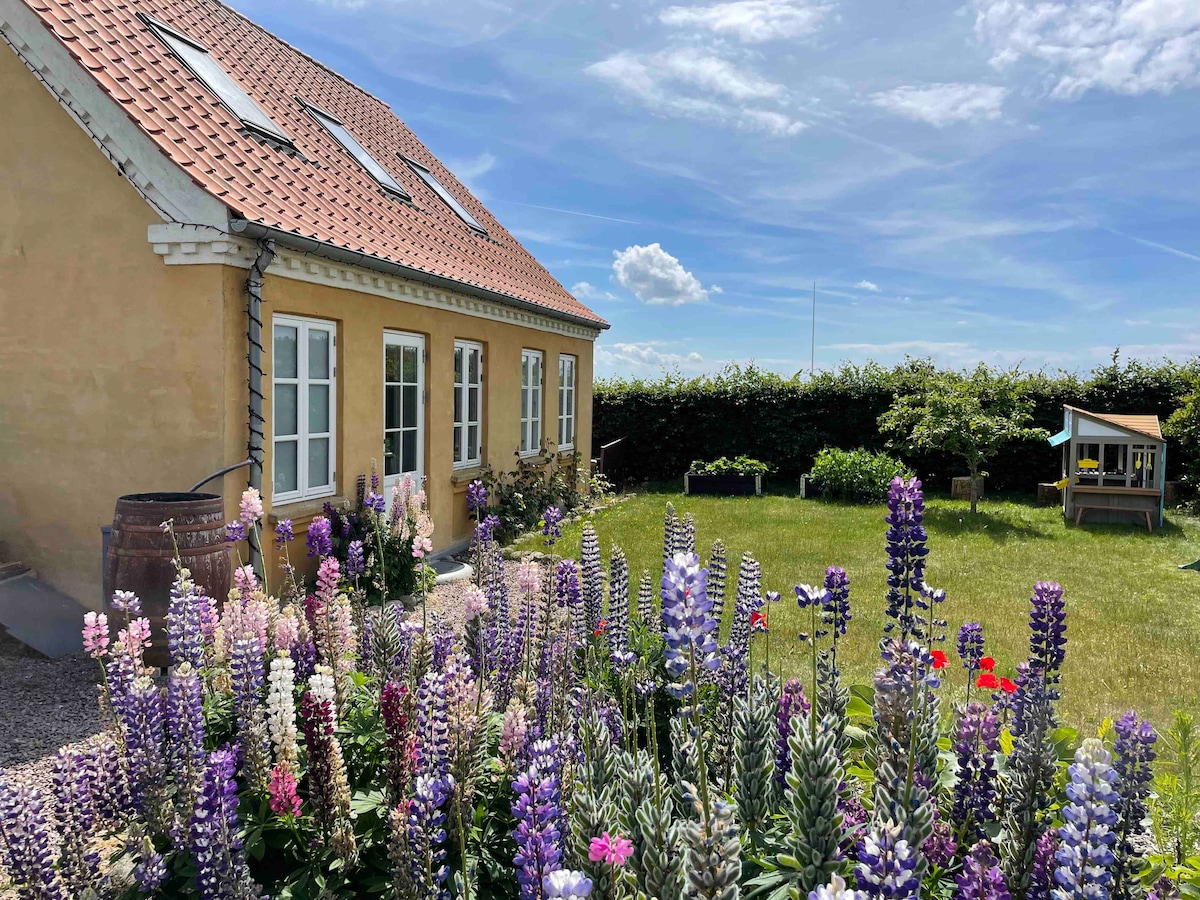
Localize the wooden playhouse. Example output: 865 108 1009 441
1049 405 1166 530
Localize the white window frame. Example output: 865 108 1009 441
519 349 543 458
558 354 576 452
272 315 337 505
383 332 426 504
453 340 484 469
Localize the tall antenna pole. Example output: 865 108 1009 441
810 281 816 375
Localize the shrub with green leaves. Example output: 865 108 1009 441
808 447 912 503
689 455 773 478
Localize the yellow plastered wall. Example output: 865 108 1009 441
0 47 229 610
226 268 596 576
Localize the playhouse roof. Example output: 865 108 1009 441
1064 406 1163 441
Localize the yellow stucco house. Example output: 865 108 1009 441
0 0 607 610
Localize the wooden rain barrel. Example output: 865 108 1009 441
104 492 230 667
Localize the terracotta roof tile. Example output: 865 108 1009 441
21 0 605 327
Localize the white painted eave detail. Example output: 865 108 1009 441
149 224 602 341
0 0 227 228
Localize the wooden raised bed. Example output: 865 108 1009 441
684 473 762 496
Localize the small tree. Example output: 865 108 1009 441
1165 378 1200 506
879 365 1048 514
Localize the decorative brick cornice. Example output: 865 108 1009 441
148 224 601 341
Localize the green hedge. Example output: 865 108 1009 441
593 356 1200 492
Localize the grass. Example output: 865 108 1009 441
516 488 1200 730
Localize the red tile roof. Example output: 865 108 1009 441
22 0 607 327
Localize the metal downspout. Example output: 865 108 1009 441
246 239 276 574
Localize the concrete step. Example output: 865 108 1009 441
0 561 31 583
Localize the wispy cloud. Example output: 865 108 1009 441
658 0 835 43
855 279 881 292
870 83 1008 126
1115 231 1200 264
571 281 619 303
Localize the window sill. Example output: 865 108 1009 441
451 467 485 485
268 494 348 525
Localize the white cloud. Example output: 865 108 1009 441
974 0 1200 98
595 341 707 374
570 281 618 303
658 0 834 43
1123 318 1152 326
870 83 1008 126
710 284 724 293
448 151 496 180
585 48 805 134
854 279 880 292
612 243 709 305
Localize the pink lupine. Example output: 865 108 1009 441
588 832 634 866
517 560 541 597
83 612 110 659
499 705 528 760
268 762 301 818
239 487 264 526
463 587 489 621
233 565 260 597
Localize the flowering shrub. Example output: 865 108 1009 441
480 449 607 543
0 477 1178 900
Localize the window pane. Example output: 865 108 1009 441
522 355 529 388
308 329 329 379
402 385 418 428
386 385 400 430
566 419 574 446
310 107 409 198
308 438 329 488
402 429 417 473
521 388 528 420
309 384 329 434
385 345 402 382
274 441 298 494
274 325 297 378
568 363 575 388
532 356 540 385
453 385 463 425
402 346 417 383
468 386 479 422
453 425 463 464
469 348 480 384
384 432 400 476
454 347 464 384
275 384 297 436
467 425 478 460
521 423 528 453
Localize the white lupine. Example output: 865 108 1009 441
309 665 337 710
810 874 868 900
267 653 298 766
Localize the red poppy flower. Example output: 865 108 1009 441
594 619 608 637
979 656 996 673
1000 677 1018 695
976 672 1000 690
930 650 948 670
750 611 768 630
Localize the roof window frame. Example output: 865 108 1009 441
400 154 488 236
139 13 294 147
299 99 411 202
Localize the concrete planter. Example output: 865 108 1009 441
684 473 762 496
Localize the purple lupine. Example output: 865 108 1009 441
190 747 258 900
774 678 812 789
661 552 721 701
1054 739 1119 900
512 737 566 900
466 479 487 512
365 491 386 514
1029 582 1067 677
346 540 366 578
856 819 920 900
542 506 563 546
274 518 294 549
224 520 247 543
608 547 634 667
167 565 211 672
118 675 166 820
959 622 985 672
0 769 69 900
407 772 453 898
952 701 1001 840
1112 712 1157 900
884 476 928 642
477 514 500 543
956 841 1011 900
166 664 206 834
823 566 852 637
1029 831 1059 900
50 748 101 891
926 810 958 870
90 736 133 824
307 515 333 557
417 670 451 780
133 831 168 893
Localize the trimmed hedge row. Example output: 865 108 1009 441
593 357 1200 492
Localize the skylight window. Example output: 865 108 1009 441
303 102 410 201
141 16 291 145
402 156 488 236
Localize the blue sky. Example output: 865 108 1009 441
230 0 1200 379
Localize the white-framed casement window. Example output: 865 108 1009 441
272 315 336 503
519 349 543 457
558 354 576 451
453 340 483 468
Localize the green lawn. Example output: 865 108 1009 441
516 489 1200 730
